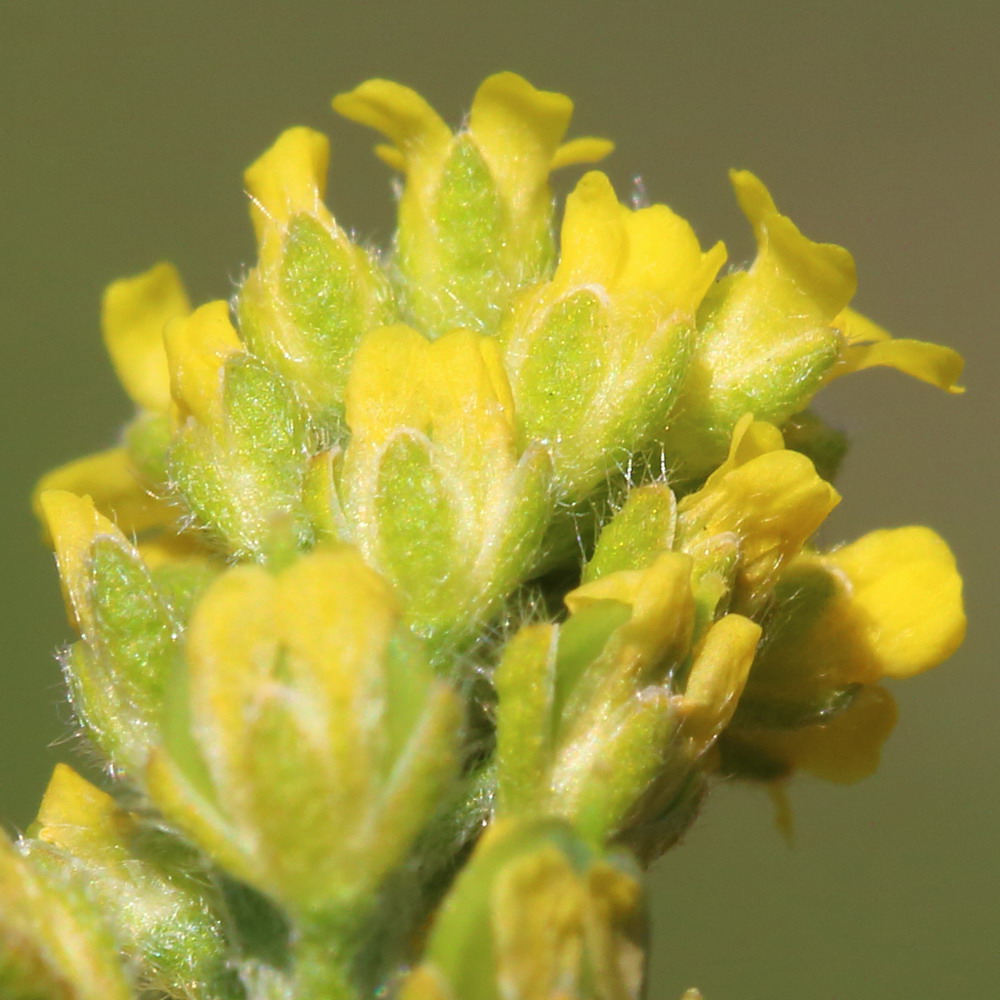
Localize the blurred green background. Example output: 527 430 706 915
2 2 997 996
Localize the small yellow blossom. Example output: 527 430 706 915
334 72 612 335
240 127 392 419
333 323 551 637
502 169 725 497
677 414 840 609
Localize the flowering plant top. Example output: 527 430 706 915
6 73 965 1000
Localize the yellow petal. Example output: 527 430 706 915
831 306 964 392
555 171 724 315
551 135 615 170
332 79 451 170
163 300 243 425
826 526 966 678
832 306 893 345
244 126 330 243
38 489 129 633
681 613 762 754
556 171 626 288
469 72 610 201
618 202 726 314
344 324 432 444
274 547 399 700
423 329 518 462
730 169 857 318
700 413 784 484
566 551 696 674
35 764 125 856
747 685 898 784
837 337 965 393
102 262 190 413
34 447 174 538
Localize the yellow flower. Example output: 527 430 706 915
239 127 393 420
723 526 963 784
501 169 725 497
677 414 840 610
334 73 612 336
664 171 964 475
34 262 189 537
328 323 551 638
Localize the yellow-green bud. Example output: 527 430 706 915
333 73 613 338
146 546 461 920
400 819 646 1000
0 830 131 1000
24 765 241 999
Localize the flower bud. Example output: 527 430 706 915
400 819 646 1000
25 765 240 999
334 73 612 337
0 829 131 1000
501 170 725 500
676 414 840 613
333 324 552 641
496 553 698 841
146 546 461 920
164 301 312 558
239 127 393 426
38 490 179 774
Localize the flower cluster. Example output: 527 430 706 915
6 74 964 999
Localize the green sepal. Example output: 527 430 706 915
62 538 179 774
24 765 243 1000
583 483 677 583
240 213 392 427
167 354 312 559
0 832 132 1000
374 433 458 630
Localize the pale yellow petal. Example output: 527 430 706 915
332 79 451 166
34 447 173 538
826 526 966 678
163 300 243 425
102 262 190 413
244 126 330 243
